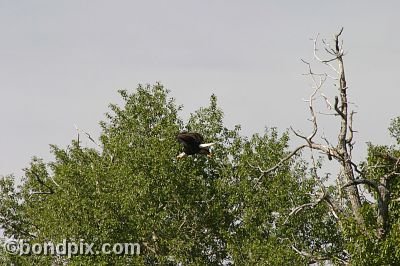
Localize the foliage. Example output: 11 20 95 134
389 117 400 144
347 118 400 266
0 84 326 265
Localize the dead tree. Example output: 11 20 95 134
255 28 365 233
270 26 400 241
254 28 400 264
261 28 364 228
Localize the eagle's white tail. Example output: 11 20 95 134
199 143 215 148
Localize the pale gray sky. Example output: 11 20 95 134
1 1 399 177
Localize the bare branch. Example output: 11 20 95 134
321 133 331 146
28 191 53 198
49 176 61 188
74 124 100 148
312 34 339 73
260 144 308 175
331 27 365 226
342 178 380 194
291 245 334 264
284 200 323 225
346 111 356 144
350 161 363 176
334 96 345 118
321 93 333 110
323 194 341 220
290 127 308 142
307 80 324 142
335 27 344 52
31 170 54 195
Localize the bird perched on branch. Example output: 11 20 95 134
176 132 215 159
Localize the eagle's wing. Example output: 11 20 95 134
177 132 204 147
189 133 204 144
177 133 193 149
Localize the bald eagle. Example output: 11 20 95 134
177 132 215 159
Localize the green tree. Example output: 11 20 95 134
0 83 326 265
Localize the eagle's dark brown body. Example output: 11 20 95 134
177 132 214 158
